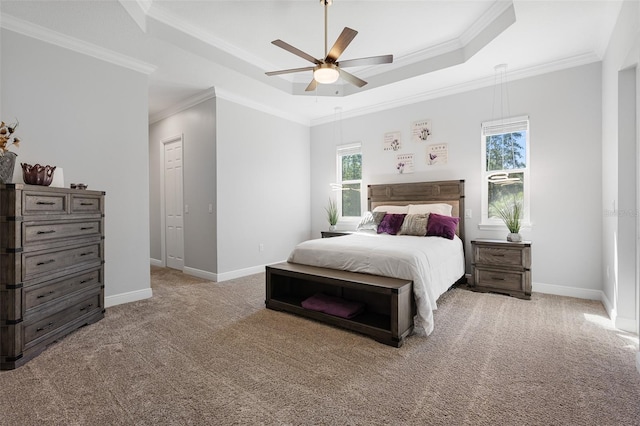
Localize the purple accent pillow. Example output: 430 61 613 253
426 213 459 240
377 213 406 235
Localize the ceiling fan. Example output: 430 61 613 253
265 0 393 91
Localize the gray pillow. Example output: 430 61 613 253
357 211 386 232
398 214 429 236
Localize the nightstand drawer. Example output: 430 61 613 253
475 246 525 268
475 268 525 292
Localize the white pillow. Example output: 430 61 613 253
407 203 453 216
372 205 409 214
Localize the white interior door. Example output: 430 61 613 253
164 139 184 271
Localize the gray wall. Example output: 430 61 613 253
149 97 217 274
311 63 603 294
216 98 311 278
602 0 639 332
1 29 151 303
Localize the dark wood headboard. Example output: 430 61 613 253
367 180 465 244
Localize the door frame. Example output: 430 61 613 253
160 134 184 268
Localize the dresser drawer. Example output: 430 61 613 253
23 191 69 215
24 219 102 245
71 194 103 214
23 290 103 345
23 242 103 282
25 268 103 311
475 246 526 268
475 268 526 292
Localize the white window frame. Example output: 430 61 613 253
336 142 363 224
479 115 531 229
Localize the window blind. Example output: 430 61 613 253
337 143 361 157
482 115 529 137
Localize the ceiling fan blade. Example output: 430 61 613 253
272 40 321 65
325 27 358 63
305 79 318 92
265 66 315 76
338 68 367 88
338 54 393 68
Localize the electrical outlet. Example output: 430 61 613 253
184 204 189 214
259 243 264 252
465 209 472 219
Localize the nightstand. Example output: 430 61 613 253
471 239 532 299
321 231 352 238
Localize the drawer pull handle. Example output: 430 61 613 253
36 259 55 266
491 276 506 281
36 322 55 332
36 230 56 235
79 279 91 284
79 303 94 312
80 226 94 231
80 252 94 257
36 291 55 299
80 202 94 206
36 201 55 205
493 254 505 257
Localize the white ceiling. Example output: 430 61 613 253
0 0 624 125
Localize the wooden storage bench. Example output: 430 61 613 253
265 262 415 347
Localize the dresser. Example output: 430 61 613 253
0 184 105 369
471 239 531 300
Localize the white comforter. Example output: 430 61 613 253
287 232 465 336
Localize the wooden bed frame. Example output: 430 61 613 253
266 180 465 347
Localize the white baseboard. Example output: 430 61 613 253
183 266 217 282
105 288 153 308
533 281 603 300
216 262 280 282
168 262 285 283
615 316 639 334
150 258 163 267
636 352 640 375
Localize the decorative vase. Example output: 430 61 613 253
0 152 17 184
21 163 56 186
507 232 522 242
329 224 337 231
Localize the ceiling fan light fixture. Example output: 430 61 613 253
314 63 340 84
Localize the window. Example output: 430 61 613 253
336 143 362 218
480 116 530 227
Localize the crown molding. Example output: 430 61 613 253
118 0 147 33
149 88 217 124
149 86 309 127
213 88 310 126
310 52 600 126
460 0 515 46
0 13 156 75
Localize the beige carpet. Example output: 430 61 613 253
1 266 639 425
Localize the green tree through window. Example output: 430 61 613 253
341 154 362 217
481 117 529 226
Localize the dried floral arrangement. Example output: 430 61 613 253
0 119 20 155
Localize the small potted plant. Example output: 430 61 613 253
495 196 523 242
325 198 338 231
